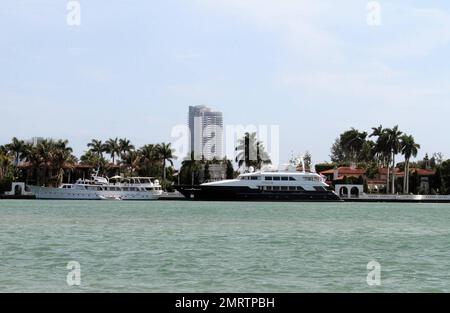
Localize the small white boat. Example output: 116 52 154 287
97 195 123 201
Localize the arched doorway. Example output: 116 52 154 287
340 187 349 198
351 187 360 198
14 184 22 196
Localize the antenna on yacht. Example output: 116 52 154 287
301 155 306 174
294 155 306 174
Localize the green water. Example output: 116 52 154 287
0 200 450 293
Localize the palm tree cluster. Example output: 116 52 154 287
0 137 177 189
330 125 420 194
177 132 267 185
83 138 176 181
179 152 235 186
2 137 77 186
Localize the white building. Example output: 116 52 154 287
26 137 44 147
188 105 223 160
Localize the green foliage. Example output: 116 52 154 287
435 160 450 194
0 148 14 192
226 160 235 179
235 132 271 171
203 162 211 182
315 163 336 173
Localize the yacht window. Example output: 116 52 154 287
314 186 327 191
297 186 305 191
265 177 273 181
273 177 280 181
250 176 259 180
265 186 272 191
281 177 288 181
123 187 129 191
281 186 288 191
289 186 296 191
273 186 280 191
289 177 296 181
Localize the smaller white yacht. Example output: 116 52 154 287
29 176 163 200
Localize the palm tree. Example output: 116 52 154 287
80 150 107 169
119 138 135 155
235 132 271 171
51 140 76 186
156 143 176 181
120 150 142 176
384 126 403 194
371 127 396 193
141 144 157 161
22 143 41 185
401 135 420 194
181 151 201 185
35 139 54 186
87 139 106 158
138 144 159 177
105 138 120 164
0 148 13 180
370 125 384 138
370 125 384 166
5 137 26 167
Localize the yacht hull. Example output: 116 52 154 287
175 185 341 202
28 185 162 201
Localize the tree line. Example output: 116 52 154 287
0 132 272 191
0 137 176 189
328 125 450 194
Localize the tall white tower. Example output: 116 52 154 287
188 105 223 160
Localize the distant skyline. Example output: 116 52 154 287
1 1 450 164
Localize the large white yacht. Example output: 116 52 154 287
29 176 163 200
176 159 341 202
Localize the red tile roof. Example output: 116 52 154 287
413 169 436 176
378 168 403 175
320 167 366 175
367 179 387 185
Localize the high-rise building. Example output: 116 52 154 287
26 137 44 147
188 105 223 160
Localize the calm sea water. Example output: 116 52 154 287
1 200 450 293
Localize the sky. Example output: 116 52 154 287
1 0 449 166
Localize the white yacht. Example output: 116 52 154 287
29 176 163 200
176 159 341 202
